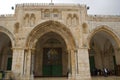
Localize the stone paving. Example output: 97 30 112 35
92 76 120 80
34 76 120 80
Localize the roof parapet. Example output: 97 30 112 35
0 14 14 18
15 3 86 8
88 14 120 22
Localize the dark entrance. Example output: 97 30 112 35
89 30 117 76
0 32 12 71
43 48 62 77
34 32 68 77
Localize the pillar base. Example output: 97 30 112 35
68 73 76 80
21 74 34 80
75 74 91 80
68 73 91 80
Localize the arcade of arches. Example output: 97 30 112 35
1 24 120 80
0 3 120 80
1 25 120 80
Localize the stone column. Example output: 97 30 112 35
24 49 32 80
12 47 24 80
23 48 35 80
76 48 91 80
68 50 76 80
31 50 35 80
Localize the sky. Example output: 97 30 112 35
0 0 120 15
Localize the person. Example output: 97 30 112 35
97 69 102 76
103 68 108 77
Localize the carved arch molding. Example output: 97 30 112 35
26 20 76 50
0 26 15 47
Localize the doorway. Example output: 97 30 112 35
43 48 62 77
34 32 68 77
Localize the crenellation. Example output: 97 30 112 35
15 3 85 11
16 3 84 7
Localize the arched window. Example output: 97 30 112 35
30 13 36 26
72 14 78 25
24 14 29 26
66 14 72 25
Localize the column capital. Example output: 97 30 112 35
12 47 24 50
12 47 35 50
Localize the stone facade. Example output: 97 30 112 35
0 3 120 80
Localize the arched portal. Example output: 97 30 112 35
25 20 76 78
34 32 68 77
0 32 13 71
88 27 120 76
26 20 76 49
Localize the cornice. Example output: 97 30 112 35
0 14 16 21
87 15 120 22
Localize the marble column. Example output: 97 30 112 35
12 47 24 79
76 48 91 80
68 49 76 80
31 50 35 80
25 49 32 79
23 48 35 80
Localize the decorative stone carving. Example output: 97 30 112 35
44 9 50 18
52 9 60 18
42 9 61 19
72 14 78 26
66 14 79 26
66 14 72 26
24 13 36 27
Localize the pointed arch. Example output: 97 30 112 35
0 26 15 47
25 20 76 50
88 25 120 48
